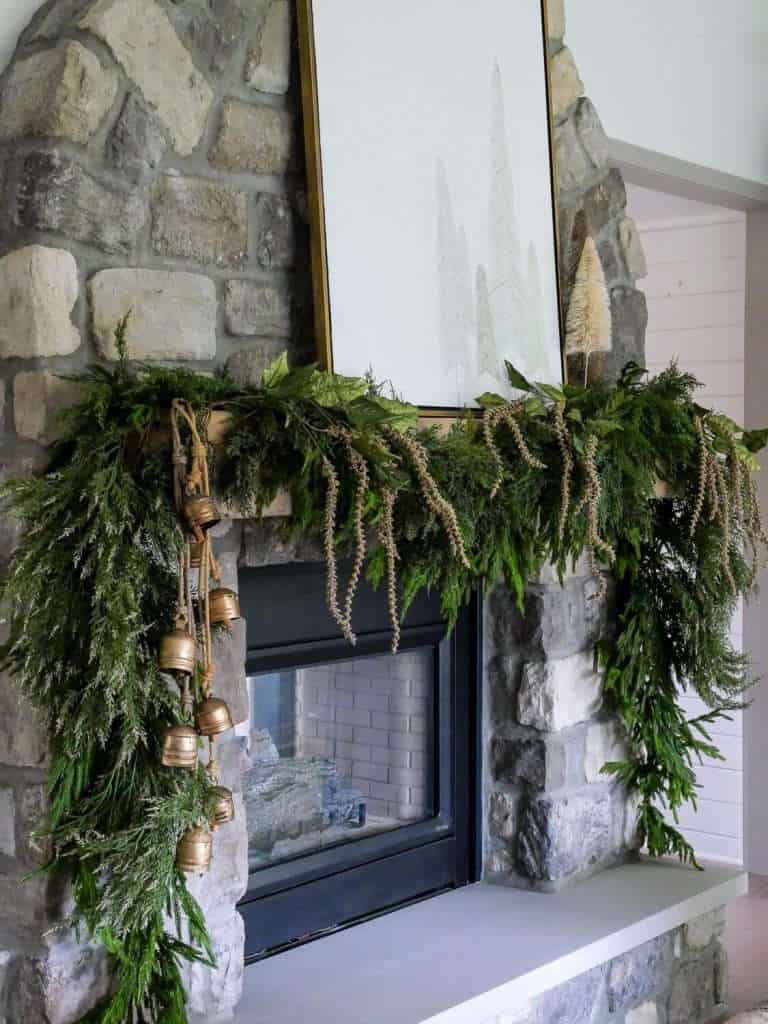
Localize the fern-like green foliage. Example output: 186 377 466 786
0 352 763 1021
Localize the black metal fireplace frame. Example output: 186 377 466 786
238 563 482 961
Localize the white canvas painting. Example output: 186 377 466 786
310 0 563 408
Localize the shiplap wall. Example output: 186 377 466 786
635 188 746 863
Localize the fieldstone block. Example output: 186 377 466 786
491 732 585 791
545 0 565 41
0 787 15 857
533 966 605 1024
224 280 291 338
80 0 214 156
685 909 725 951
585 718 627 783
210 99 293 174
89 269 217 361
518 652 602 732
253 193 294 270
499 577 609 660
667 950 720 1024
18 784 47 866
0 246 80 359
107 93 168 183
626 1004 659 1024
597 233 625 289
584 168 627 236
15 152 147 255
607 933 674 1012
0 42 118 146
606 286 648 377
0 452 48 567
517 790 615 881
246 0 291 95
0 675 47 771
550 47 583 121
574 98 609 170
554 119 591 194
226 342 291 387
619 216 648 280
187 0 245 75
213 621 249 728
13 373 83 445
151 174 248 267
488 790 520 843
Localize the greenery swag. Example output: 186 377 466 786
1 345 766 1023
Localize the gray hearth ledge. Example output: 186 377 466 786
238 859 745 1024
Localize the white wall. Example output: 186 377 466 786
567 0 768 187
0 0 44 74
632 183 747 863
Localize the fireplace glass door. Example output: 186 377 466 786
238 562 479 960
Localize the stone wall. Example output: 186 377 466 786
0 0 679 1022
482 908 728 1024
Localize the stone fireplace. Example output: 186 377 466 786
0 1 733 1023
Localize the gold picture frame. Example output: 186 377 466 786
297 0 565 416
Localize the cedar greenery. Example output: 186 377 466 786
1 350 765 1023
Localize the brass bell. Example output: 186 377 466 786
182 495 221 534
195 697 233 737
209 588 241 625
160 724 199 770
176 826 213 874
158 629 196 675
210 785 235 827
188 541 205 569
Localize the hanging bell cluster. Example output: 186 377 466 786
158 400 241 875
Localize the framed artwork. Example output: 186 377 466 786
298 0 564 413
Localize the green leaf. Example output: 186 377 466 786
743 427 768 453
261 351 290 389
476 392 508 409
504 361 535 393
537 383 566 403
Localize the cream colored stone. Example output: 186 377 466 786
585 719 628 783
14 372 83 445
246 0 291 95
89 269 217 361
545 0 565 42
0 247 80 360
550 47 584 120
626 1003 659 1024
81 0 214 155
619 216 649 280
518 652 603 732
0 42 118 145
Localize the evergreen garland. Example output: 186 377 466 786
1 350 765 1023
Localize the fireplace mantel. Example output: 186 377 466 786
237 860 745 1024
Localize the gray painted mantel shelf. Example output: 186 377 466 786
238 859 746 1024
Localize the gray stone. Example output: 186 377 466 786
226 342 292 387
182 794 247 1021
151 174 248 267
667 950 719 1024
550 48 583 121
0 42 118 146
517 652 603 732
533 966 606 1024
603 286 648 381
573 99 609 170
81 0 214 156
497 577 609 660
554 119 591 194
0 246 80 359
597 233 625 289
183 0 245 76
107 93 168 183
13 372 83 445
18 784 47 866
493 735 553 789
0 452 49 567
89 269 217 361
488 790 520 843
253 193 295 270
607 933 674 1012
0 788 15 857
239 520 322 566
213 620 249 727
619 216 649 280
545 0 565 41
224 280 291 338
246 0 291 95
14 152 147 255
210 99 293 174
685 909 725 951
24 0 94 43
584 719 627 783
584 168 627 237
517 790 613 882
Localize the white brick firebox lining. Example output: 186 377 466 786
238 859 746 1024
